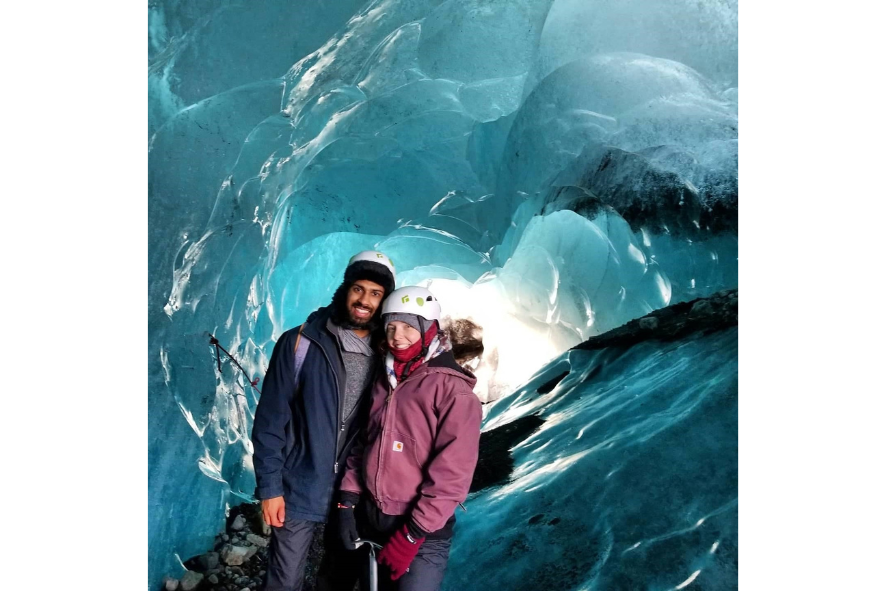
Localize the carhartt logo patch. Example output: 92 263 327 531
393 441 404 452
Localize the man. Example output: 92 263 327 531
252 250 396 591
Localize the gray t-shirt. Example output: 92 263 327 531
328 319 375 420
340 351 374 419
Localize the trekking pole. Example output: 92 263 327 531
354 539 383 591
207 333 262 395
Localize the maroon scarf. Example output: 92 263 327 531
391 322 438 381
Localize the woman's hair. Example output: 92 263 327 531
445 318 485 370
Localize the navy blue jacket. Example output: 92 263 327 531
251 305 373 522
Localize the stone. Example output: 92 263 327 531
180 571 204 591
198 551 220 571
220 545 252 566
246 533 269 548
252 511 271 537
208 574 220 585
229 566 244 576
162 576 179 591
231 515 247 531
222 533 230 542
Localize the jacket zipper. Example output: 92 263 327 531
376 366 430 504
376 381 393 504
306 333 344 474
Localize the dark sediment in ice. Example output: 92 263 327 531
470 414 546 493
535 370 569 394
545 144 737 237
572 288 738 352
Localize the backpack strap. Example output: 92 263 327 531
293 323 311 388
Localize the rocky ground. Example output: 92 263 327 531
161 503 326 591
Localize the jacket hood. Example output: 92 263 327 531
302 304 333 339
305 304 332 325
423 350 478 390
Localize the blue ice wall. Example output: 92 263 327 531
448 327 738 590
148 0 737 588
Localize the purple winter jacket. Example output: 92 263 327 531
340 351 482 535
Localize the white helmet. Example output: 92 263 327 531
348 250 396 279
382 286 442 321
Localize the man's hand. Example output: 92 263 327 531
262 496 286 527
337 505 360 549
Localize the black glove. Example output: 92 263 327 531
337 492 360 550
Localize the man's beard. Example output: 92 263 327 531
330 282 380 331
346 304 376 328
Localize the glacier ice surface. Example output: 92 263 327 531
447 328 738 590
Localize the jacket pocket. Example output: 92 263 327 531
380 430 424 501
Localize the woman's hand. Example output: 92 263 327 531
378 524 425 580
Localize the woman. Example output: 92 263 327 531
336 286 483 591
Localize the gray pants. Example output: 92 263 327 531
263 518 317 591
263 516 365 591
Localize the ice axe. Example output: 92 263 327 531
354 538 383 591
